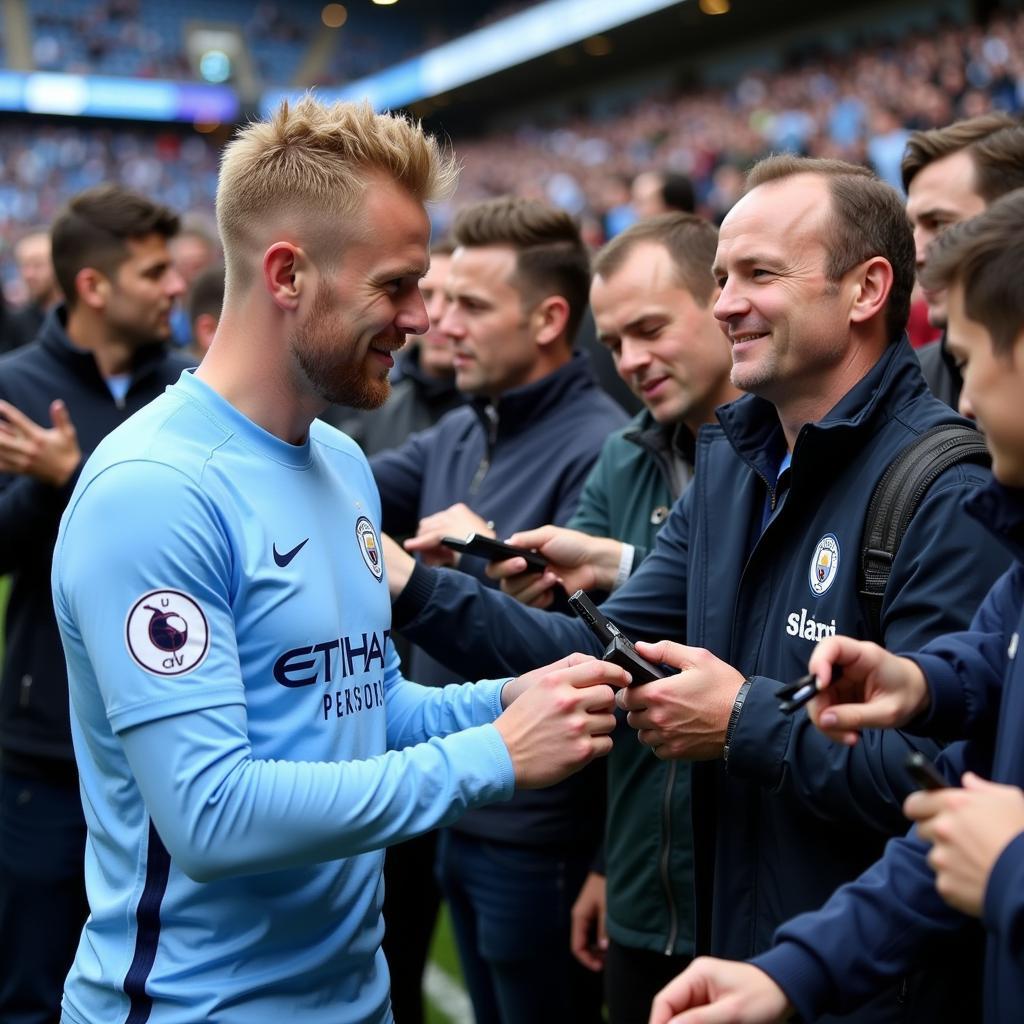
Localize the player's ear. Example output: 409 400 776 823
263 243 306 312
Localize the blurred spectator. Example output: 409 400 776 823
3 229 61 352
600 173 637 239
186 262 224 359
866 105 911 191
170 216 221 349
1 5 1024 288
0 183 189 1024
903 115 1024 407
170 217 220 287
447 9 1024 232
631 170 696 219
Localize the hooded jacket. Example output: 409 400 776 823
755 481 1024 1024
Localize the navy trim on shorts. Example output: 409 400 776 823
123 819 171 1024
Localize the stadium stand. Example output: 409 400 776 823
27 0 308 84
1 5 1022 296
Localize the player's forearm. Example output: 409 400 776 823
385 675 506 748
122 704 514 882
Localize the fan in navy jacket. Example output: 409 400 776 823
646 179 1024 1024
384 158 1011 1023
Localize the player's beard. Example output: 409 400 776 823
290 280 393 410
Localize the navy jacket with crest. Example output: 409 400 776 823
755 481 1024 1024
393 338 1009 1022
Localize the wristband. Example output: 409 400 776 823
611 543 635 591
723 677 753 767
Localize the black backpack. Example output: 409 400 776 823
860 423 990 640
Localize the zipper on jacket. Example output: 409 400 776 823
659 760 680 955
469 404 499 496
19 675 32 708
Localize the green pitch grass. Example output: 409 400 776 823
426 903 465 1024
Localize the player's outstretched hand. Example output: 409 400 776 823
495 653 627 789
649 958 791 1024
806 636 931 747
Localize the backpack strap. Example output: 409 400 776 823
860 423 990 640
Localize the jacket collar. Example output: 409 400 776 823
714 337 933 483
38 305 172 388
469 350 597 441
624 408 697 465
965 481 1024 563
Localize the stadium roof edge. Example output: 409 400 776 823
260 0 689 115
0 70 239 123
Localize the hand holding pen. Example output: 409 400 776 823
782 635 933 746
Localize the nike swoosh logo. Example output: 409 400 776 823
273 538 309 567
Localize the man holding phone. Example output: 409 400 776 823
370 196 626 1024
385 157 1009 1022
646 188 1024 1024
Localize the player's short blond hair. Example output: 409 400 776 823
217 96 458 293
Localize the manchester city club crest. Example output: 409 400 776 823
808 533 840 596
356 515 384 582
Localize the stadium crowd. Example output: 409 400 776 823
26 0 543 90
448 8 1024 232
3 8 1024 1024
1 8 1023 270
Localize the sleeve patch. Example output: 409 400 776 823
125 589 211 676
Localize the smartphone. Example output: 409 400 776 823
905 751 948 791
568 590 669 686
440 533 548 574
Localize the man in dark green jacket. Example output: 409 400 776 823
486 212 739 1023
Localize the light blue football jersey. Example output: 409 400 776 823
52 371 515 1024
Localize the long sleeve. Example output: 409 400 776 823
121 697 513 883
54 457 515 883
907 567 1022 742
752 805 973 1020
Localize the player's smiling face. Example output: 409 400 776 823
290 174 431 409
